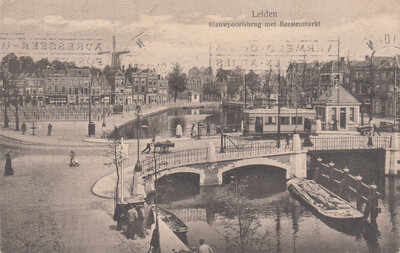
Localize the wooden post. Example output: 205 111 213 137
355 175 363 210
328 161 335 180
313 166 320 183
368 184 379 223
220 132 224 153
341 167 350 201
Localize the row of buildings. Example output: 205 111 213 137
286 55 400 117
0 66 169 106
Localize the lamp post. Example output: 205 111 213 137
134 105 143 174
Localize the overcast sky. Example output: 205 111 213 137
0 0 399 72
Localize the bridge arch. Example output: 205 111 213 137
154 166 205 185
217 157 290 184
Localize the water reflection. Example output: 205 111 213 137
156 163 399 252
119 106 242 139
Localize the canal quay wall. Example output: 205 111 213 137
111 101 221 138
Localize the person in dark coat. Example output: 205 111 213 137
126 207 138 239
113 204 127 231
135 206 145 238
285 134 291 149
21 122 27 135
4 152 14 176
47 123 52 136
367 132 373 147
206 123 211 136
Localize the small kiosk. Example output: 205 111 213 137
313 86 361 131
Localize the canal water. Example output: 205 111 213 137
119 106 243 139
157 156 400 253
138 106 399 253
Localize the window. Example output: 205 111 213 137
350 107 355 121
135 86 138 92
279 117 290 125
291 116 303 125
141 86 145 92
265 116 276 125
331 108 336 121
61 86 66 93
55 86 59 93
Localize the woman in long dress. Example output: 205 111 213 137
4 152 14 176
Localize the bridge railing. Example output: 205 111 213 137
218 139 291 160
142 147 208 176
308 136 391 150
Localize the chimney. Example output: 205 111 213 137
340 57 345 64
122 65 125 73
365 55 370 62
129 64 132 70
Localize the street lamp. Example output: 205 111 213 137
134 105 143 174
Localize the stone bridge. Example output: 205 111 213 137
141 133 398 186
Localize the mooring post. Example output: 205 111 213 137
355 175 363 210
313 157 323 183
341 167 350 201
313 166 320 183
368 184 379 223
328 161 335 181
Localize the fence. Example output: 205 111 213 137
308 136 391 150
142 147 208 176
313 159 381 222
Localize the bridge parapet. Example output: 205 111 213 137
308 136 391 151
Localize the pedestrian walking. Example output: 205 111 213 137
198 239 214 253
47 123 52 136
21 122 26 135
368 132 373 147
142 143 151 154
4 152 14 176
285 134 291 149
135 205 145 238
176 124 182 138
373 124 381 136
126 206 138 239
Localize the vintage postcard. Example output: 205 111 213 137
0 0 399 252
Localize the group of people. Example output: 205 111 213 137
19 122 53 136
113 202 146 240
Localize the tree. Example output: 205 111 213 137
2 55 20 130
227 67 244 101
168 63 187 102
246 70 259 103
19 56 35 73
219 176 271 253
203 81 219 101
35 58 51 73
2 54 20 74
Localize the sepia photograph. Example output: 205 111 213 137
0 0 399 252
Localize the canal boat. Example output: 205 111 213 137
287 178 364 221
148 206 189 245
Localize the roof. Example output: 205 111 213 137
66 68 91 77
313 85 360 106
244 107 316 115
352 56 400 68
320 60 349 74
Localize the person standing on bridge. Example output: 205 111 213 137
368 132 373 148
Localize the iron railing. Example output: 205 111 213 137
307 136 391 150
218 139 292 160
142 147 208 176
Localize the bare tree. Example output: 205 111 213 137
219 176 271 253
